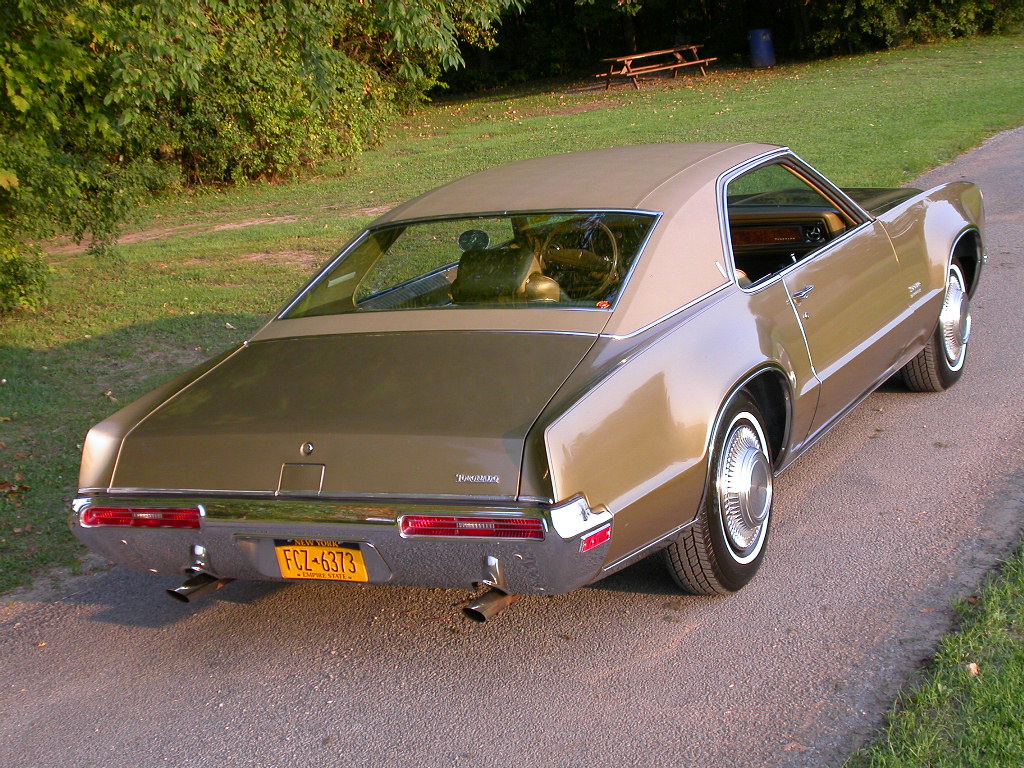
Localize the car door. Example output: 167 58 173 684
780 220 906 433
725 158 909 440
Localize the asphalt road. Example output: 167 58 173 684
2 128 1023 768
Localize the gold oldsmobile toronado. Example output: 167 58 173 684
72 143 983 620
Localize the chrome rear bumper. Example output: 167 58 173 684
70 494 614 595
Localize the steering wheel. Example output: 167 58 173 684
541 219 621 300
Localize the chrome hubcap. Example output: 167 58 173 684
940 266 970 370
717 418 772 560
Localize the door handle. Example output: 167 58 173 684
791 285 815 302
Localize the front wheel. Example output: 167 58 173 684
663 393 773 595
900 260 971 392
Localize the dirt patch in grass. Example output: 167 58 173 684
240 250 325 269
211 215 302 231
318 202 395 217
346 203 395 217
45 223 205 255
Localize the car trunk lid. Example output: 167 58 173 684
110 331 595 499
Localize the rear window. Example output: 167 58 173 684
283 211 657 318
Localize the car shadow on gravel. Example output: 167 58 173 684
53 548 688 630
582 552 684 595
56 568 288 629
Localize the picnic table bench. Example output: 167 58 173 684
597 44 717 90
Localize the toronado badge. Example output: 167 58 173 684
455 473 501 484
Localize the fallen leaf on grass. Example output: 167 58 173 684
0 480 30 496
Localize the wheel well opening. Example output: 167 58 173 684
953 229 981 296
743 371 789 466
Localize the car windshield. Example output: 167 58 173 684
283 211 657 318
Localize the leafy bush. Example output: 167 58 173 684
0 0 518 312
807 0 1024 53
0 243 50 313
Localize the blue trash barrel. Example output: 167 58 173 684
748 29 775 68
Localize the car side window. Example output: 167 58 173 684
726 163 853 286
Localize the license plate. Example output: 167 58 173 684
275 540 368 582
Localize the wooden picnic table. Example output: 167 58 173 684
597 44 717 90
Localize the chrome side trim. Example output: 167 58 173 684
80 487 547 505
601 518 697 576
774 349 910 476
949 226 984 294
709 366 794 472
601 281 732 340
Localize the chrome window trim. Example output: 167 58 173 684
279 227 374 319
599 208 664 322
716 149 876 294
277 208 664 321
365 208 664 231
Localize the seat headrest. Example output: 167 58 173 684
451 247 540 304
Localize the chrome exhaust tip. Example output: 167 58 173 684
167 572 234 603
462 589 521 622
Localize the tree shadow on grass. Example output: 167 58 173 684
0 312 268 594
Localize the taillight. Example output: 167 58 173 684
80 506 202 529
400 515 544 540
580 523 612 553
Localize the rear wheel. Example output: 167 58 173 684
663 393 773 595
900 260 971 392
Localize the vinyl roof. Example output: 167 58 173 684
376 142 781 224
